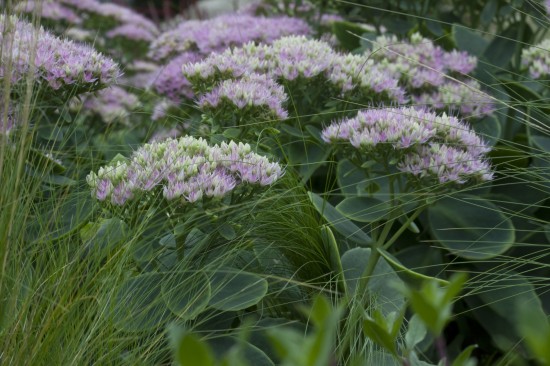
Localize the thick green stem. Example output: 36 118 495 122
382 206 424 250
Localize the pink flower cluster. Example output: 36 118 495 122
15 0 81 25
152 52 201 102
78 86 141 125
0 14 120 95
87 136 284 206
150 13 311 103
322 107 493 184
198 74 288 120
371 33 493 118
183 36 406 104
521 39 550 79
148 14 311 62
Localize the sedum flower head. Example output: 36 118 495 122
153 52 201 102
413 80 494 118
105 24 156 42
0 15 120 96
322 107 493 185
78 86 141 125
148 13 311 62
366 32 492 118
87 136 284 206
198 73 288 120
183 36 406 104
521 39 550 79
15 0 82 25
372 33 477 88
72 1 158 35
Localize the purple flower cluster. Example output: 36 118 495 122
78 86 141 125
370 33 493 118
105 24 155 42
0 15 120 95
122 60 160 89
322 107 493 184
59 0 158 49
58 0 102 12
15 0 81 25
198 74 288 120
183 36 406 104
373 33 477 87
412 80 494 118
87 136 284 206
152 52 201 102
148 14 311 62
521 39 550 79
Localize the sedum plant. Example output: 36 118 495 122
0 14 120 105
322 107 493 186
87 135 283 207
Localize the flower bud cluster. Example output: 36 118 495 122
412 80 494 118
87 136 284 206
93 3 157 34
0 15 120 95
322 107 493 185
105 24 156 42
78 86 141 125
369 33 493 118
198 74 288 120
328 53 407 103
183 36 406 104
148 14 311 62
59 0 158 48
372 33 477 87
15 0 81 25
521 39 550 79
153 52 201 102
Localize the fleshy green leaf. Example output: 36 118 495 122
175 332 215 366
453 24 488 56
112 273 171 332
405 314 428 350
451 344 478 366
209 269 268 311
428 195 515 259
331 21 368 51
161 271 211 320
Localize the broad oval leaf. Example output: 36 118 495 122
112 273 171 332
80 217 128 258
209 269 268 311
308 192 373 244
175 332 215 366
336 197 390 222
428 195 515 259
453 24 489 56
337 159 367 196
161 271 211 320
472 115 501 147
